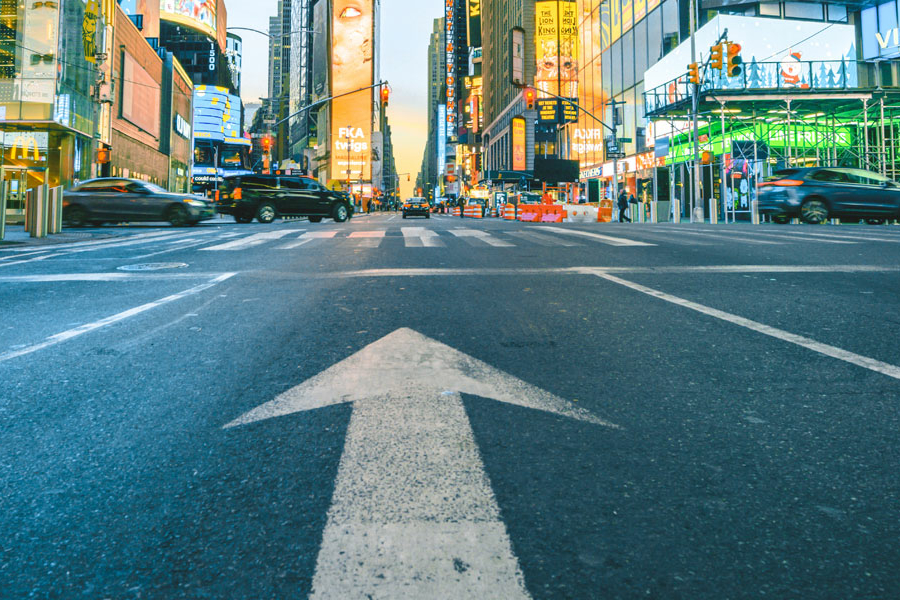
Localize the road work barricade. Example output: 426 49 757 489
562 204 599 223
598 200 613 223
503 205 517 220
515 204 565 223
464 205 483 218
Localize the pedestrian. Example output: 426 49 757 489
617 189 631 222
458 196 465 218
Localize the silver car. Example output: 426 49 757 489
64 178 216 227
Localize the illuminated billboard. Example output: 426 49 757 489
330 0 374 182
160 0 217 38
511 117 526 171
535 0 578 99
467 0 482 48
193 85 229 142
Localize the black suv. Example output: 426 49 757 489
216 175 354 223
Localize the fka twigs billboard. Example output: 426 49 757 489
331 0 374 183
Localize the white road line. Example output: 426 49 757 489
0 249 50 260
449 229 515 247
0 254 54 268
402 227 444 247
594 271 900 381
202 230 296 251
651 228 781 245
711 230 858 245
541 226 656 247
505 230 581 247
278 230 336 249
0 273 236 363
0 272 232 283
348 230 385 238
771 230 900 244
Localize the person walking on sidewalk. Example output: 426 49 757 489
617 189 631 222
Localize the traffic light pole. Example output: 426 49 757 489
689 0 702 223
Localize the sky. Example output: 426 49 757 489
230 0 442 199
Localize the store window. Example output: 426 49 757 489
827 5 847 22
759 2 781 17
661 0 679 57
784 2 823 20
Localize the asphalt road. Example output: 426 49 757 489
2 213 899 599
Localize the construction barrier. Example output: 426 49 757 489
503 205 517 220
598 200 613 223
464 205 483 218
563 204 599 223
515 204 565 223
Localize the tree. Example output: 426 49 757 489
747 57 764 89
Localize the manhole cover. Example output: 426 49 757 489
117 262 188 272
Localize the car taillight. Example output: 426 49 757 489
772 179 804 187
233 187 242 200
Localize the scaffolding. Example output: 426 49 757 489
644 60 900 219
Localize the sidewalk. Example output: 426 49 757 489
0 225 129 248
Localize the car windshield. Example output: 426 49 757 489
139 182 169 194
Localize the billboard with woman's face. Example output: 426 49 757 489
160 0 217 38
330 0 374 182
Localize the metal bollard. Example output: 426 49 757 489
751 200 761 225
47 186 63 234
710 196 719 225
30 185 48 238
0 180 6 241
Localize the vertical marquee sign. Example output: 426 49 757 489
446 0 457 135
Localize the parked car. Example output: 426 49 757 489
402 197 430 219
216 174 353 223
758 167 900 224
63 178 215 227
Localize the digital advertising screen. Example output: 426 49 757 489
535 0 578 99
330 0 374 182
511 117 526 171
160 0 217 38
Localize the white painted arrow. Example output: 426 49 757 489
226 328 616 598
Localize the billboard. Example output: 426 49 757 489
193 85 229 142
535 0 578 99
122 52 162 137
467 0 482 48
511 117 526 171
446 0 457 134
312 0 329 100
160 0 217 39
437 104 447 176
330 0 374 182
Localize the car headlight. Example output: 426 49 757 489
184 199 207 207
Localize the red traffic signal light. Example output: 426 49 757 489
726 43 743 77
523 87 536 110
380 86 390 105
261 137 272 151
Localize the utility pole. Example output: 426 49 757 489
689 0 703 222
606 98 623 206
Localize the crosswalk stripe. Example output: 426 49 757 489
202 230 296 251
505 231 581 247
653 228 781 245
541 227 656 247
402 227 444 247
449 229 515 247
279 230 336 249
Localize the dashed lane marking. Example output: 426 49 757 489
202 230 297 251
278 230 336 249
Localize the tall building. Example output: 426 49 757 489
156 0 235 91
226 32 243 95
264 0 292 164
418 17 445 199
289 0 316 167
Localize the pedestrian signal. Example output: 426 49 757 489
710 44 723 71
726 43 743 77
688 63 700 86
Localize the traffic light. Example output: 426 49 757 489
688 63 700 85
709 44 723 71
261 136 272 152
523 87 536 110
380 85 390 106
726 43 743 77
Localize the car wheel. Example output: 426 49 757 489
772 215 790 224
333 203 349 223
166 204 190 227
308 216 323 223
800 198 828 224
256 203 276 223
65 205 89 227
866 218 885 225
234 215 253 224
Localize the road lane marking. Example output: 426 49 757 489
202 230 296 251
278 230 336 249
593 271 900 382
226 328 615 597
0 273 235 363
402 227 444 247
649 228 781 245
0 272 232 283
541 226 656 246
272 265 900 279
348 230 385 238
505 231 581 247
449 229 515 247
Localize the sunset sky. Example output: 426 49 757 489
232 0 441 198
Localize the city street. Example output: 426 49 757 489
2 216 900 598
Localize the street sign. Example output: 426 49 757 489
617 137 632 143
536 98 558 124
607 152 626 159
225 328 614 597
560 99 578 123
